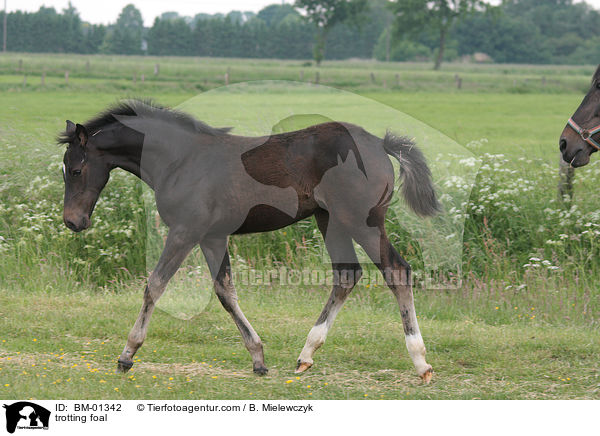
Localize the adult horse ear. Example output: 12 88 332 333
75 123 88 147
66 120 76 134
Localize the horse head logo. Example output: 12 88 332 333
3 402 50 433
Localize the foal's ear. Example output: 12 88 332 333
75 123 88 147
66 120 76 134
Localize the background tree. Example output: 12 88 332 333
391 0 482 70
326 0 389 60
101 4 144 55
160 12 180 21
81 23 107 54
61 3 83 53
147 17 193 56
453 6 550 63
294 0 367 65
257 3 297 26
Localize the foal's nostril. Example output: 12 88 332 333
65 220 77 231
559 138 567 152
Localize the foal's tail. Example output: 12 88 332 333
383 131 441 217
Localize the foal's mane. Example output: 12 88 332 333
58 98 231 145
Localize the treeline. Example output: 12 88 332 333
147 10 314 58
148 3 386 59
1 0 599 64
452 0 600 64
0 2 384 60
0 5 106 54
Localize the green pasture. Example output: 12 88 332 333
1 286 598 400
0 53 596 93
0 54 598 399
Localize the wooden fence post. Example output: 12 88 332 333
154 63 159 76
65 71 69 85
300 70 304 81
395 73 400 87
18 59 22 72
370 72 375 84
315 71 320 84
22 75 26 87
41 71 45 86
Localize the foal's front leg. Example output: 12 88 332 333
201 237 268 375
117 229 195 372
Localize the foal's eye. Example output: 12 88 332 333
596 81 600 89
72 169 82 176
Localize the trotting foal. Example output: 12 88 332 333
59 100 439 382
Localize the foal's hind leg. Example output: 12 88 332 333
117 229 196 372
355 228 432 383
296 210 362 373
201 237 268 375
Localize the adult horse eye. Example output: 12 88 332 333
596 81 600 89
72 169 82 176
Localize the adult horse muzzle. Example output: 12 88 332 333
63 212 90 232
560 117 600 167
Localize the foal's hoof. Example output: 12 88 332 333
295 360 313 374
419 366 433 384
253 365 268 376
116 359 134 373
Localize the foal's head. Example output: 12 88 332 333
59 121 110 232
560 65 600 167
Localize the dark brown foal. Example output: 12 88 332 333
59 100 439 381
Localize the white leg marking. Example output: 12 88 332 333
298 322 329 364
405 333 430 375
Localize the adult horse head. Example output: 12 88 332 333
59 121 111 232
560 65 600 167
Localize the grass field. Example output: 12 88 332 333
0 53 598 400
0 53 597 93
1 286 598 400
